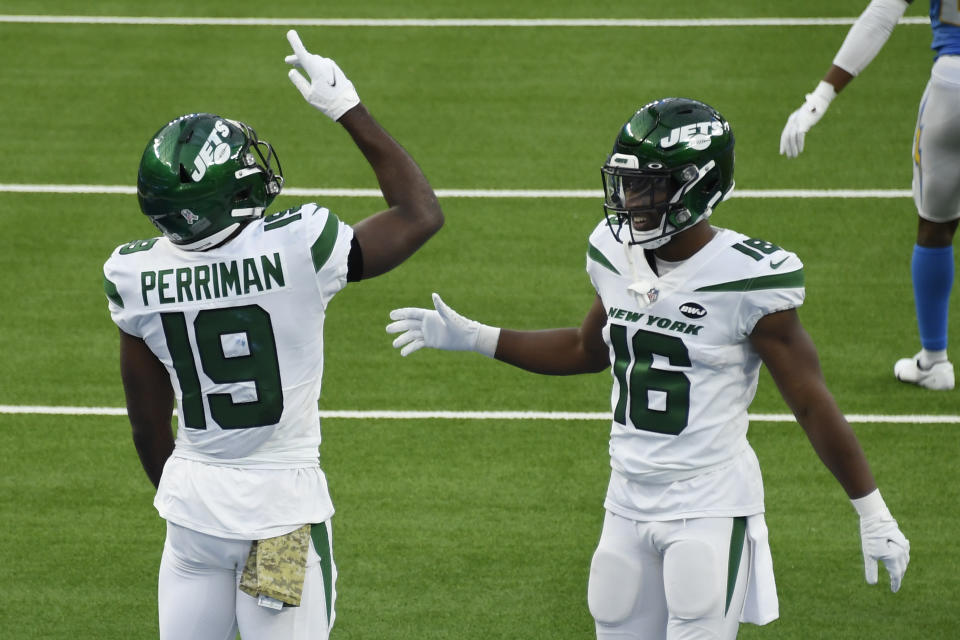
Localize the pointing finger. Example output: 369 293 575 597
286 29 308 58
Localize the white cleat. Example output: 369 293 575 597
894 353 955 390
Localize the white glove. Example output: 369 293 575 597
386 293 500 358
851 489 910 593
284 29 360 121
779 81 837 158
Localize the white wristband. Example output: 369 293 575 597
476 324 501 358
851 488 889 519
811 81 837 105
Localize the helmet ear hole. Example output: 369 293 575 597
179 164 193 184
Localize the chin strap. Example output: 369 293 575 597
176 222 242 251
626 212 673 249
231 206 265 218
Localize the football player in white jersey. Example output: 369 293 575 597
387 98 909 639
781 0 960 390
102 30 443 640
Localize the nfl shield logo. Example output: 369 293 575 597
180 209 200 224
627 280 660 307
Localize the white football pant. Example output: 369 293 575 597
913 54 960 223
588 511 749 640
158 520 336 640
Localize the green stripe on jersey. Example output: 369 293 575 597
695 269 804 292
103 275 124 308
588 242 620 275
264 212 302 231
311 213 341 273
311 522 334 629
725 516 747 615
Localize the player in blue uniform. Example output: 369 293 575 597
780 0 960 390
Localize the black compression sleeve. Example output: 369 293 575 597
346 235 364 282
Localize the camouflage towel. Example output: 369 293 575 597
239 524 310 607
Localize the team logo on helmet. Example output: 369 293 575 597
659 121 725 150
190 119 233 182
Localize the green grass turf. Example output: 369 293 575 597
0 11 933 191
1 415 957 639
1 2 958 639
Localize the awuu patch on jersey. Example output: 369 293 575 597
679 302 707 319
660 121 724 150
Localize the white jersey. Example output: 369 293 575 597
586 222 805 520
103 203 353 538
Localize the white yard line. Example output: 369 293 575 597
0 15 931 27
1 405 958 424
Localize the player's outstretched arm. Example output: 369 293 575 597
779 0 910 157
750 309 910 592
387 294 610 375
285 29 444 279
119 330 175 489
337 105 444 278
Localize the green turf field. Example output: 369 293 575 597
1 2 958 639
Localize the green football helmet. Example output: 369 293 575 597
137 113 283 250
601 98 735 248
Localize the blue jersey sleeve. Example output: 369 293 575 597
931 0 960 57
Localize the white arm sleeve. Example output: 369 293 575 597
832 0 910 76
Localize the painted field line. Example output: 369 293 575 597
1 405 958 424
0 15 931 27
0 184 912 199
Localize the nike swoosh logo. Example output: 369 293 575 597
329 71 337 87
769 256 789 269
